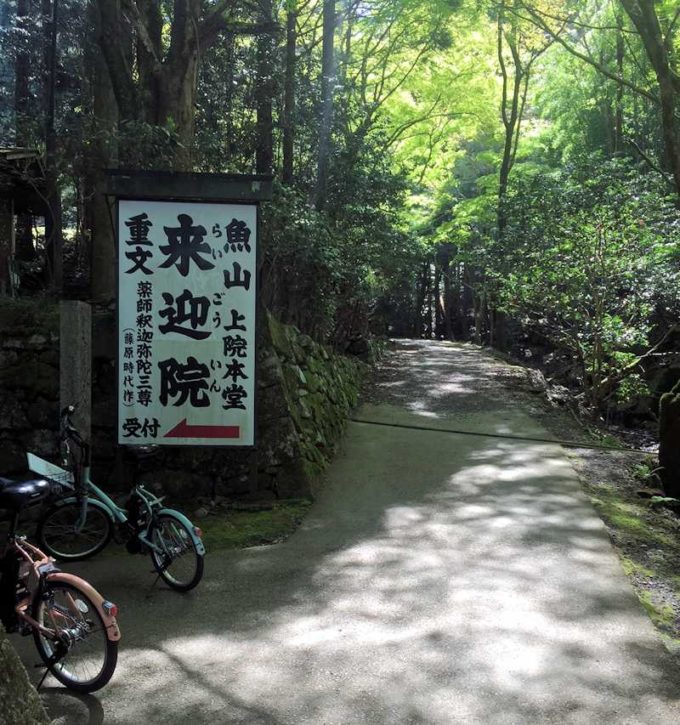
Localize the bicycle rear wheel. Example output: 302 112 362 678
33 581 118 693
149 513 204 592
37 501 113 561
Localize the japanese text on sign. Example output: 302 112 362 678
117 200 257 446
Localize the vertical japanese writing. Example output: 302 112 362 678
122 328 135 406
136 281 154 407
119 201 257 445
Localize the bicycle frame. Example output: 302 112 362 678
8 536 120 643
27 453 205 558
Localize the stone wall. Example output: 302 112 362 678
0 300 366 501
0 301 60 475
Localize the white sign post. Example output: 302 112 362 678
117 199 257 446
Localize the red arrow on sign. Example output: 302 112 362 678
164 419 240 439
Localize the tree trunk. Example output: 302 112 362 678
153 0 202 171
282 2 297 184
659 380 680 498
88 0 118 303
14 0 35 266
315 0 336 211
136 0 163 124
43 0 62 293
255 0 274 175
614 12 624 152
225 32 236 158
619 0 680 197
443 256 453 340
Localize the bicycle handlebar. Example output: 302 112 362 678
60 405 90 469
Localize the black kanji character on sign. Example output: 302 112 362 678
125 213 153 246
158 289 211 340
158 356 210 408
137 281 153 298
223 262 251 290
136 314 153 329
223 334 247 358
222 383 247 410
123 389 134 404
225 218 252 253
223 308 246 332
140 418 160 437
137 389 153 407
223 359 248 382
125 247 153 275
137 343 152 360
137 359 152 375
122 418 142 437
160 214 215 277
124 331 134 345
137 298 152 313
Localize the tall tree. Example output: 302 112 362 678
43 0 63 292
282 0 298 183
315 0 336 210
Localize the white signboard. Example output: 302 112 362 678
117 199 257 446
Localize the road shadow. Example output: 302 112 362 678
16 340 680 724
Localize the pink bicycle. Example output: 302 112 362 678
0 475 120 692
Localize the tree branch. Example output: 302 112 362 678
514 0 659 105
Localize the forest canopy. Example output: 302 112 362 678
1 0 680 490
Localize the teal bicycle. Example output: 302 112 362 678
29 406 205 592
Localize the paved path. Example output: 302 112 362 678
21 341 680 723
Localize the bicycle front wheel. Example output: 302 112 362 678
149 513 204 592
33 581 118 693
37 501 113 561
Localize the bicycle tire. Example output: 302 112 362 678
37 501 113 561
33 580 118 693
149 512 204 592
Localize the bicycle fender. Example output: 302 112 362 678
158 508 206 555
46 572 121 642
52 497 115 521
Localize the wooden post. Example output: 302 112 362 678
0 197 15 295
60 301 91 443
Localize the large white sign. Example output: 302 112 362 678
117 199 257 446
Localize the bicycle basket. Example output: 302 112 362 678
26 453 74 496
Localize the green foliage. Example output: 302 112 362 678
497 157 680 405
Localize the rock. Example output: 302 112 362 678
524 368 547 393
0 625 49 724
194 506 210 519
546 384 571 406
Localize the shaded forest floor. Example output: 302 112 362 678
477 347 680 658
